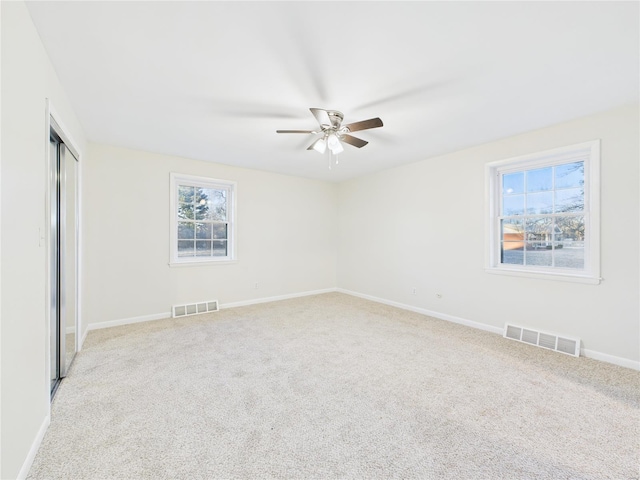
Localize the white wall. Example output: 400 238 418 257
0 2 87 478
82 144 337 327
337 104 639 366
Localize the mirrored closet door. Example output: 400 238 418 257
50 121 79 397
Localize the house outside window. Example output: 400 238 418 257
170 173 236 265
486 140 600 284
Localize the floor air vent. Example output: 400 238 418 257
172 300 219 318
504 324 580 357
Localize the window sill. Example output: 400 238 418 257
169 259 238 267
485 266 601 285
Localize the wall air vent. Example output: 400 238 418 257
172 300 219 318
504 323 580 357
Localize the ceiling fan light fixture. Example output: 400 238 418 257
327 133 343 154
312 137 327 154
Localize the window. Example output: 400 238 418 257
170 173 236 265
486 140 600 284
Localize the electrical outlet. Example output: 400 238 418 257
254 283 259 289
411 287 417 295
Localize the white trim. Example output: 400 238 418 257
485 140 600 284
47 101 82 161
44 102 53 415
219 288 337 309
77 144 84 351
336 288 503 335
169 259 238 268
87 312 171 331
84 289 337 331
486 140 597 170
169 172 237 265
16 415 51 480
81 288 639 372
581 348 640 371
337 288 639 371
485 267 602 285
0 4 2 462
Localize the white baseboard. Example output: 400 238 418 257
17 415 50 480
81 287 638 371
84 288 337 332
581 348 640 371
220 288 337 309
337 288 504 335
337 288 639 371
87 312 171 331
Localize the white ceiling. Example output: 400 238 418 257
26 1 639 182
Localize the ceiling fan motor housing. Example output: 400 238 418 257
325 111 344 130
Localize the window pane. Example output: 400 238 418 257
526 191 553 214
503 195 524 216
178 222 194 240
525 218 554 267
202 189 227 221
213 240 228 256
525 216 554 267
196 240 212 256
526 167 552 192
556 215 585 243
177 240 195 257
212 223 227 240
501 243 524 265
525 217 554 251
177 202 195 220
555 188 584 213
554 216 585 269
178 186 194 203
501 220 524 265
194 188 211 220
555 162 584 189
503 172 524 195
554 245 584 269
501 218 524 244
196 223 212 240
525 248 553 266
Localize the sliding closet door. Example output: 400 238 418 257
50 127 79 396
50 137 60 394
60 143 78 377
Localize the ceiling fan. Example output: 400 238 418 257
277 108 383 155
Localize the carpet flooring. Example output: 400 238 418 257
28 293 639 479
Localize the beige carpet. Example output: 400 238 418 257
28 293 639 479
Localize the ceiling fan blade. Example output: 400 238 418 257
276 130 315 134
341 134 368 148
310 108 332 127
344 117 384 133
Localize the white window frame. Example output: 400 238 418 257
485 140 600 284
170 173 237 266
